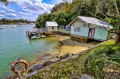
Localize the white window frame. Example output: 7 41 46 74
74 27 81 32
84 23 87 27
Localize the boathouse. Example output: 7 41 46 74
45 21 58 31
70 16 113 42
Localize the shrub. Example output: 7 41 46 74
104 47 115 55
84 53 105 79
110 55 120 64
84 46 116 78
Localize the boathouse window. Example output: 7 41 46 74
84 24 87 27
52 27 54 29
74 28 80 32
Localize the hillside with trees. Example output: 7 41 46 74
36 0 120 43
36 0 120 28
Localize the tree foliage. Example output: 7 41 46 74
36 0 120 30
36 13 50 28
0 0 8 5
56 12 67 26
51 3 66 13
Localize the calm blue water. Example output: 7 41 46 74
0 25 59 78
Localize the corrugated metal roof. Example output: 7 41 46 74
70 16 113 30
46 21 58 27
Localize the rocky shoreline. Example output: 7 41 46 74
27 35 100 74
8 35 100 79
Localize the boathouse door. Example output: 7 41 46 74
88 28 95 39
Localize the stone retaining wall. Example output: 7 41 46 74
71 34 88 43
52 31 71 36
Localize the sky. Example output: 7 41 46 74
0 0 64 21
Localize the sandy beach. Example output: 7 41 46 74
28 35 101 65
56 35 100 56
28 35 101 73
31 35 100 64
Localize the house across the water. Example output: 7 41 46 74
70 16 113 42
45 21 58 32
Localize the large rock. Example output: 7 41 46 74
80 74 93 79
28 61 53 72
59 53 70 60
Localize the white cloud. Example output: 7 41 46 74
7 9 15 12
0 5 15 13
0 0 64 21
36 0 42 3
8 0 29 4
0 11 6 14
6 13 17 17
0 14 4 17
8 0 54 14
19 12 31 15
52 0 72 4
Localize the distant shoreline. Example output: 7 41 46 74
2 23 34 25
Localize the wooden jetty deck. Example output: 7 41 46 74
26 28 54 39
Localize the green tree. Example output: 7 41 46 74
0 18 33 24
56 12 67 26
48 13 57 21
0 0 8 5
36 13 48 28
96 0 120 44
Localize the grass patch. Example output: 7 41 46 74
27 40 120 79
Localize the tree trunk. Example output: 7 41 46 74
115 30 120 44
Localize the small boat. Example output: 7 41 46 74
17 25 23 27
11 26 16 28
17 23 24 27
0 25 7 29
30 23 35 25
29 32 42 39
0 27 4 29
18 23 24 25
31 36 38 39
